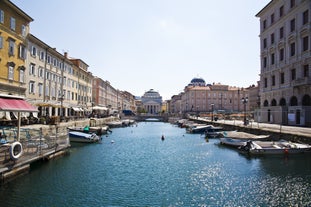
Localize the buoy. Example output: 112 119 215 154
161 135 165 141
10 141 23 160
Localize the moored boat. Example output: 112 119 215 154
239 140 311 155
204 126 224 138
187 124 212 134
220 137 247 148
68 126 109 135
69 131 101 143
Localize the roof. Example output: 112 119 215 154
0 94 37 112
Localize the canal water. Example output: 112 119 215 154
0 122 311 207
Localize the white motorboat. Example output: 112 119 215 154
240 140 311 155
69 131 101 143
220 137 247 148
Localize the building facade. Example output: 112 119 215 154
26 34 93 118
0 0 33 96
175 78 249 116
141 89 162 114
256 0 311 126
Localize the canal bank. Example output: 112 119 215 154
0 116 119 183
189 116 311 144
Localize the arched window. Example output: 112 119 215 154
263 100 269 107
279 98 286 106
302 94 311 106
271 99 277 106
290 96 298 106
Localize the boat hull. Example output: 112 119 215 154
220 138 247 147
241 140 311 155
69 131 100 143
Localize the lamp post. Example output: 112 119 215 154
211 103 214 122
241 97 248 125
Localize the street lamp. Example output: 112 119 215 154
241 97 248 125
211 103 214 121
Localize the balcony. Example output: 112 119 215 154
292 77 311 87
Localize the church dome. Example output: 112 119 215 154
190 77 206 86
143 89 161 98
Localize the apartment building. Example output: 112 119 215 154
26 34 93 118
256 0 311 126
0 0 33 96
177 78 249 115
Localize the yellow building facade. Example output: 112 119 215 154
0 0 33 96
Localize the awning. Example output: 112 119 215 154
0 96 38 112
93 106 108 111
72 107 81 112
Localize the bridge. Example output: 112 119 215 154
132 114 169 122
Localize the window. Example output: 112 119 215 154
45 85 49 96
263 20 267 30
0 10 3 24
47 55 51 64
279 6 284 17
271 13 274 24
290 42 295 56
19 44 26 59
290 0 295 8
290 19 295 32
10 17 16 31
303 36 309 51
304 65 309 77
303 10 309 25
264 78 268 88
29 63 36 75
19 69 25 83
280 72 285 84
279 48 284 61
31 46 36 56
272 75 275 86
8 66 14 80
279 27 284 39
38 83 43 96
9 39 15 55
271 53 275 65
291 69 296 80
40 51 45 60
263 38 267 48
263 57 267 68
29 82 35 94
53 58 57 67
0 36 3 49
38 67 44 78
21 25 26 37
271 33 274 44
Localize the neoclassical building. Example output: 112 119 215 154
141 89 162 114
256 0 311 126
177 78 249 114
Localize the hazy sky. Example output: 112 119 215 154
12 0 270 100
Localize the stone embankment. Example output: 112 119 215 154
0 116 119 183
189 117 311 144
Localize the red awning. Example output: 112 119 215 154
0 97 38 112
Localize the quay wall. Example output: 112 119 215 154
189 117 311 144
21 116 119 136
1 116 119 184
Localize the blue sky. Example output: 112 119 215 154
12 0 270 100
